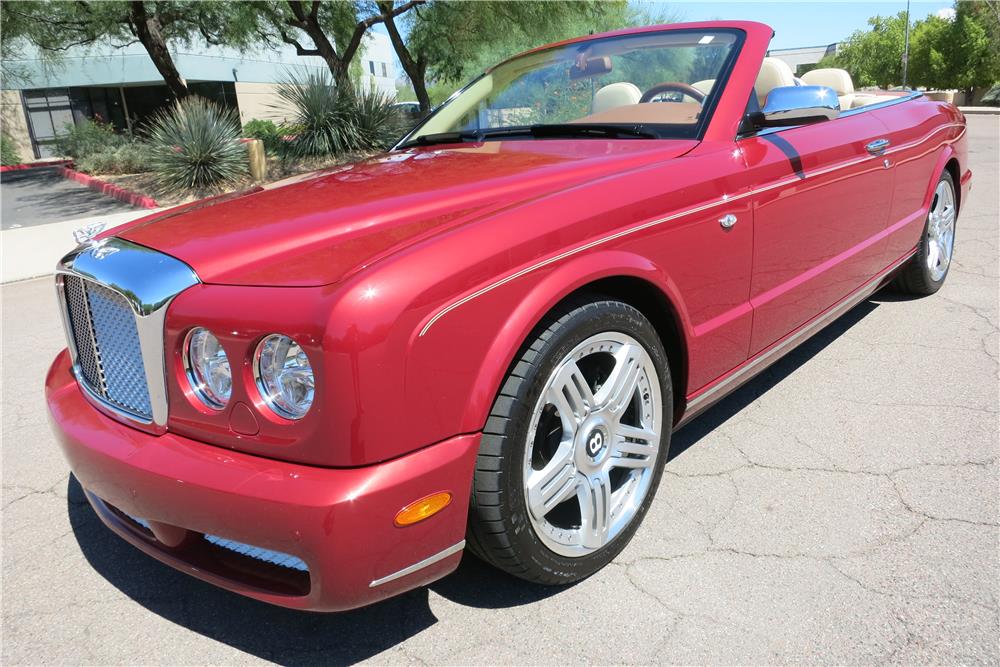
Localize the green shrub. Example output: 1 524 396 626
1 133 20 165
274 70 360 158
76 142 152 175
242 118 284 154
347 87 405 150
53 119 124 159
274 70 402 157
146 96 247 191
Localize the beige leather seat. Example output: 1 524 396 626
692 79 716 96
802 68 854 110
592 82 641 114
851 94 880 109
755 57 796 106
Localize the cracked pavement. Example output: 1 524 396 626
2 115 997 665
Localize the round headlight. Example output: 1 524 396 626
255 334 314 420
184 328 232 409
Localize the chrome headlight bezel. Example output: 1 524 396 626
253 334 315 420
183 327 232 410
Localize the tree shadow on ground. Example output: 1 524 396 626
1 168 135 229
67 298 880 665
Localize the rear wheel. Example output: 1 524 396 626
467 298 672 584
893 170 957 295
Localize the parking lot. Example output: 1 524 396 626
2 115 997 665
0 167 138 230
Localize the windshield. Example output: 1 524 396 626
402 29 742 146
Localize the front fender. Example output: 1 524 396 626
408 249 693 437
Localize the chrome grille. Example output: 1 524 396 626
63 275 102 391
57 236 200 429
62 274 153 420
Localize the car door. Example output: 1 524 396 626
739 111 895 356
868 98 966 265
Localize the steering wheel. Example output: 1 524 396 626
639 82 706 104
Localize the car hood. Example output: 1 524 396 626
116 139 697 287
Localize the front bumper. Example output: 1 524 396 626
46 349 479 611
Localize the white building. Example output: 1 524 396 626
358 32 397 97
2 32 398 161
767 44 840 76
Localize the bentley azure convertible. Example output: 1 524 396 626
46 21 970 611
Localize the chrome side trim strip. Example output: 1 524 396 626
418 122 964 337
369 540 466 588
838 90 923 118
681 250 916 418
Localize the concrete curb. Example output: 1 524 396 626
56 166 159 209
0 159 73 173
958 106 1000 115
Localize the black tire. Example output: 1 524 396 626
466 297 672 584
892 169 957 295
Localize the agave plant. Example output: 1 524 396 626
146 96 247 191
273 69 359 158
345 86 405 150
274 69 403 157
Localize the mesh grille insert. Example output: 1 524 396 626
62 275 153 420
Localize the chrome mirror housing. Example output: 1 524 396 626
751 85 840 128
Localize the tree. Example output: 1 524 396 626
2 1 215 98
213 1 424 85
947 0 1000 97
829 12 908 88
0 2 34 86
377 0 636 115
908 15 955 90
830 2 1000 96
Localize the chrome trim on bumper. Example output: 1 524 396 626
122 512 309 572
203 534 309 572
56 237 200 431
369 540 465 588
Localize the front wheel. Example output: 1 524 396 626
892 170 957 295
466 298 672 584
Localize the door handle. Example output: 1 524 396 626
718 214 737 229
866 138 891 155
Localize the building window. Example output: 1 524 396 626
369 61 376 75
381 62 388 78
22 89 74 158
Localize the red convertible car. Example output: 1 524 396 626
47 21 970 611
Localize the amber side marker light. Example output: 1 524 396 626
394 492 452 527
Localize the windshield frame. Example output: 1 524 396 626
394 27 748 149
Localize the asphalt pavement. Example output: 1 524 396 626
1 167 137 230
2 115 997 665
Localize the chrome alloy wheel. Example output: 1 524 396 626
927 179 957 282
522 332 663 558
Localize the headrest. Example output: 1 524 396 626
755 57 796 105
592 82 642 114
802 68 855 96
691 79 716 95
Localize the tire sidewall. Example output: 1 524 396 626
917 169 957 291
495 300 673 581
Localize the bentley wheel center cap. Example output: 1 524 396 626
585 428 607 459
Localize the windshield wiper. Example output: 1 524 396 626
398 123 658 150
525 124 659 140
396 131 483 149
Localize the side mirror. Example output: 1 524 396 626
750 85 840 128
